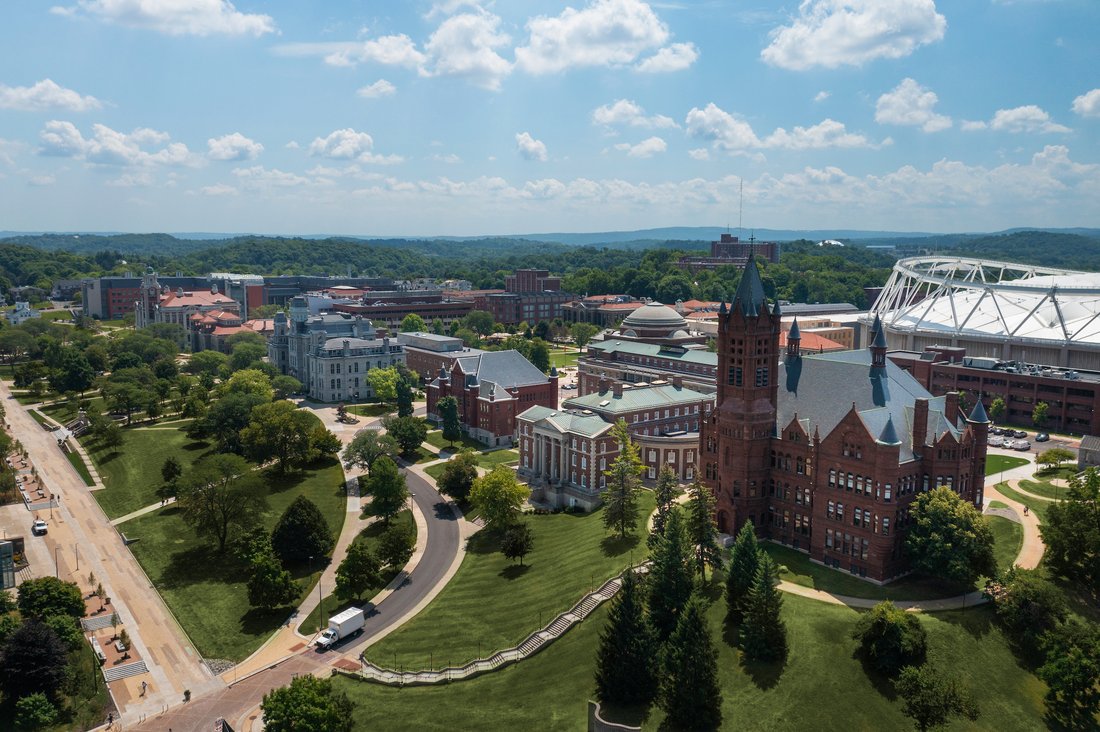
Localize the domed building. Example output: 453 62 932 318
612 301 707 346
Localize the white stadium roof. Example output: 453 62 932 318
872 257 1100 347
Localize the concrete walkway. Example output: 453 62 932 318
110 497 177 526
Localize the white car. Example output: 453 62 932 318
988 436 1004 447
31 519 47 536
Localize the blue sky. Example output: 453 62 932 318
0 0 1098 236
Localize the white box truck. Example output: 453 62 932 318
315 607 365 650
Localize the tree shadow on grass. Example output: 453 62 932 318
467 529 502 555
97 450 121 466
739 653 786 691
182 440 209 452
852 651 901 702
935 602 995 640
240 605 293 638
601 533 640 558
158 544 244 590
499 564 531 580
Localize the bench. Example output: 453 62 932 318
89 636 106 665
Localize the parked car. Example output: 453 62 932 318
1013 430 1028 439
1035 432 1050 442
990 427 1004 436
31 519 47 536
988 436 1004 447
1014 440 1031 451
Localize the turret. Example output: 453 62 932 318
787 318 801 360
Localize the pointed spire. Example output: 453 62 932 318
718 300 727 315
968 398 990 424
876 415 902 446
872 322 888 349
731 256 767 317
550 365 558 377
772 299 782 316
789 318 801 340
786 317 801 359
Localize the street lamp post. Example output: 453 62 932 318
54 546 59 578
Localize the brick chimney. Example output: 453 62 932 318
672 375 683 389
612 382 623 398
912 398 930 457
598 377 610 394
945 391 959 419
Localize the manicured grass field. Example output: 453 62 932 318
995 481 1052 523
40 395 107 425
986 454 1030 476
365 491 656 669
125 459 347 661
476 449 519 470
989 515 1025 572
296 509 415 635
347 403 393 418
988 500 1010 509
763 543 971 600
84 424 215 519
424 430 484 452
1017 466 1077 500
66 450 95 486
334 590 1048 731
549 350 581 368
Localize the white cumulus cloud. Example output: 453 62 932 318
685 103 761 150
688 148 710 160
357 79 396 99
52 0 275 37
515 132 548 161
814 90 831 102
614 136 667 158
38 120 195 166
636 42 698 73
308 128 403 164
990 105 1071 134
275 36 426 69
686 103 881 151
0 79 103 112
516 0 671 74
421 11 513 90
199 183 238 196
207 132 263 161
761 0 947 71
875 78 951 132
592 99 678 129
1072 89 1100 118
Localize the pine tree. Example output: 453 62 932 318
726 522 761 623
594 570 657 706
601 419 642 539
658 596 723 731
685 480 722 579
396 378 414 418
647 508 694 642
649 465 678 548
741 552 787 661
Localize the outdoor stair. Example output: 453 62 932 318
103 660 148 683
547 616 572 636
81 614 116 632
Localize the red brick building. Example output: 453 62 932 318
474 269 573 326
700 259 990 583
427 350 558 447
677 233 781 273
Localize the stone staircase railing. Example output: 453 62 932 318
350 564 649 686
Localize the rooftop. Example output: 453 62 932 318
564 382 711 414
517 405 614 438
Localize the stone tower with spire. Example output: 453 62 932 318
700 256 781 534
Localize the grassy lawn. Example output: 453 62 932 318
988 500 1010 509
986 454 1030 476
297 509 415 635
995 481 1052 524
41 395 107 425
347 403 393 418
1017 466 1077 500
66 450 95 486
989 515 1024 572
477 449 519 470
366 491 656 669
424 429 484 452
763 543 972 601
550 350 581 368
84 424 215 519
334 590 1047 731
125 459 347 661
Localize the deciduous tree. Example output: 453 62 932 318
470 465 529 532
1032 400 1050 428
0 620 69 700
381 415 428 456
400 313 427 332
247 549 300 611
989 397 1006 424
366 457 408 524
500 522 534 565
378 521 415 569
240 400 315 472
905 487 996 585
852 600 928 676
177 454 264 552
367 366 400 405
342 430 398 473
987 567 1067 661
570 322 598 349
14 692 58 730
261 675 355 732
1042 468 1100 595
895 663 979 732
335 542 381 601
437 450 479 503
16 577 84 620
1037 618 1100 727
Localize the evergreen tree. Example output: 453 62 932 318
685 480 722 578
726 522 761 622
649 465 678 548
438 396 462 447
601 419 642 540
658 596 723 731
271 495 335 564
594 569 657 707
741 552 787 662
647 509 694 642
396 378 414 418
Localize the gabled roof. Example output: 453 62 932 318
517 405 614 438
1080 435 1100 453
449 350 549 389
777 348 958 463
586 339 717 367
564 383 711 415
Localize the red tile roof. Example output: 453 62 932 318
780 330 845 352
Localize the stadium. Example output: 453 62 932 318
869 257 1100 372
